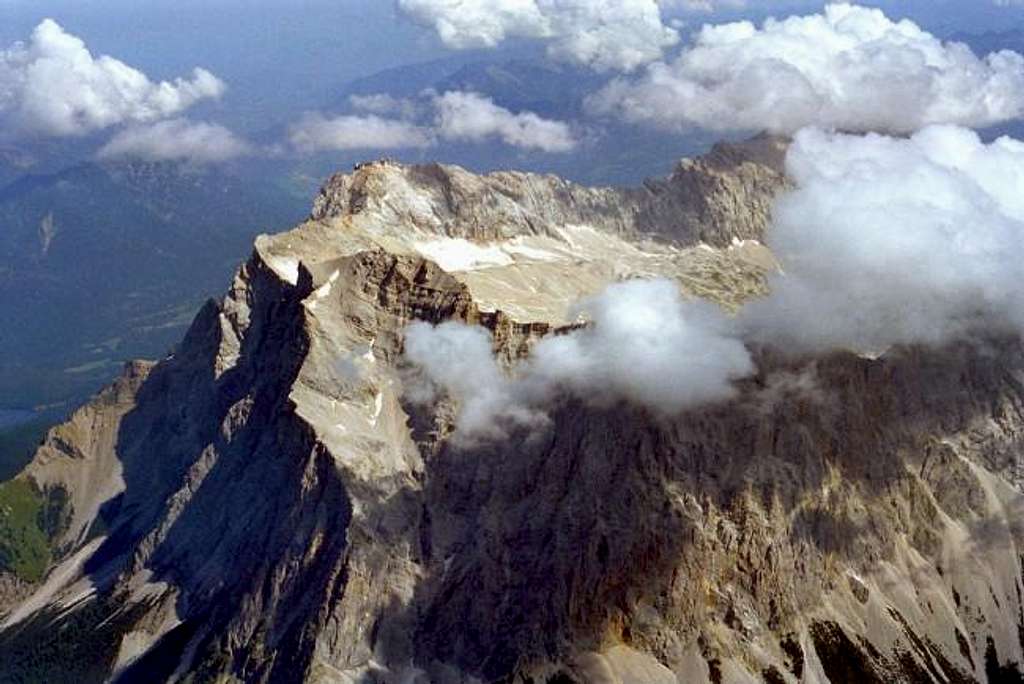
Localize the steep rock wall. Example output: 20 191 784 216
2 139 1021 684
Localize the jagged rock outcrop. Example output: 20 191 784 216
2 137 1024 684
311 134 788 248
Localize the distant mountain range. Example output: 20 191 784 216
0 160 306 411
306 55 730 188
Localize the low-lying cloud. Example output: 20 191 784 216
434 91 576 152
397 0 679 71
406 279 753 440
590 3 1024 134
0 19 225 137
405 321 547 441
97 119 251 163
528 279 753 409
288 112 433 153
289 91 576 154
744 125 1024 352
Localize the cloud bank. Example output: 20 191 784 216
590 3 1024 134
744 125 1024 352
397 0 679 71
406 279 753 440
0 19 225 137
289 91 576 154
97 119 251 163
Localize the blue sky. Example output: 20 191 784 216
3 1 1021 90
2 0 1023 165
0 1 453 126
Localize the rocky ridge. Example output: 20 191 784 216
1 137 1023 684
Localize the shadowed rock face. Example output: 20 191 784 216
2 137 1024 684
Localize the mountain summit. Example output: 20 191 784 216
2 137 1023 684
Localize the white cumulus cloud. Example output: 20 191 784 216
290 92 576 154
0 19 225 137
405 321 548 441
527 279 753 410
744 125 1024 353
405 279 753 441
97 119 251 163
662 0 748 12
288 112 434 153
590 3 1024 134
434 91 577 152
397 0 679 71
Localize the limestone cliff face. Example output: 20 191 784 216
310 134 788 248
2 139 1023 684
